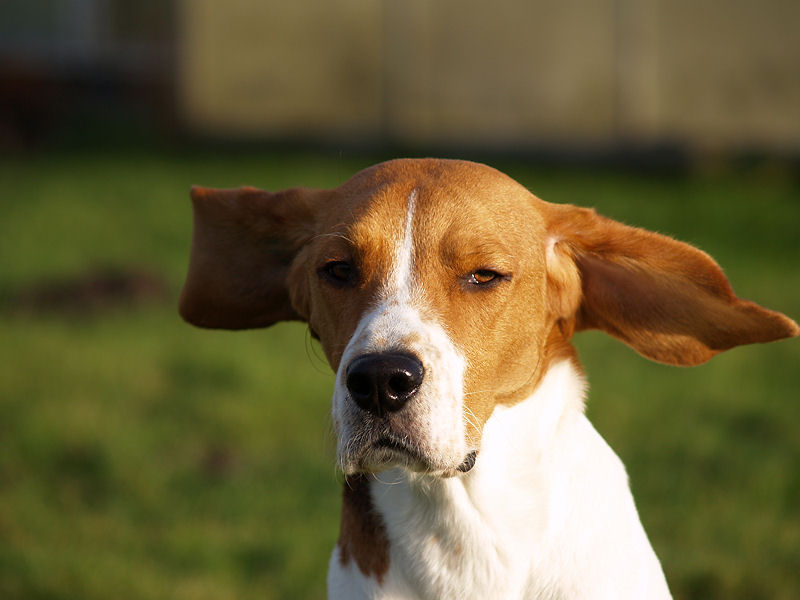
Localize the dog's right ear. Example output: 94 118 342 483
179 185 319 329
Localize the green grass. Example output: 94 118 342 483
1 149 798 599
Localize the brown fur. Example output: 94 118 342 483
338 475 390 581
179 158 799 579
543 202 799 364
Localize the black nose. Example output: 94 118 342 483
345 353 424 416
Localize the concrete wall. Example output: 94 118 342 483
177 0 800 152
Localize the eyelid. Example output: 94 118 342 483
318 259 358 286
463 268 511 288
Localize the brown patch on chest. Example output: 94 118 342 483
338 474 390 582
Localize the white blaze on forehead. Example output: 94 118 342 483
387 188 418 302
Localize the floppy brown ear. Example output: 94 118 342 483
544 202 799 366
179 185 318 329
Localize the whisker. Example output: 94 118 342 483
462 405 481 432
304 327 332 375
373 472 403 487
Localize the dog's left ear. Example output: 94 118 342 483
543 202 799 366
179 185 318 329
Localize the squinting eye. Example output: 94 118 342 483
320 261 356 285
468 270 501 286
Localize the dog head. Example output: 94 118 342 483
180 159 798 476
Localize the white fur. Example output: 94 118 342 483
333 299 468 475
394 188 417 302
329 361 671 599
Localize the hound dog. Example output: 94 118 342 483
180 159 798 599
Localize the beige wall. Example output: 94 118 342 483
178 0 383 140
379 0 617 147
656 0 800 150
178 0 800 151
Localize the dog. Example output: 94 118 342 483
179 159 798 599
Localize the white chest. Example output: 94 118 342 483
328 362 671 599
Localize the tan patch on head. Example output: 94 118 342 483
399 164 558 442
288 178 412 370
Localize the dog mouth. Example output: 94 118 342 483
375 435 415 454
361 436 478 475
456 450 479 473
371 435 425 466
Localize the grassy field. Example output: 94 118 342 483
0 149 798 599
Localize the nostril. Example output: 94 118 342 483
388 373 411 394
386 370 419 398
346 371 373 399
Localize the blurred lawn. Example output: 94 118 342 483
0 150 798 599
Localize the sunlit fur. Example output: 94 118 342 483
330 361 671 599
179 159 798 600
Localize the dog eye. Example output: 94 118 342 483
320 261 356 285
467 270 502 286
